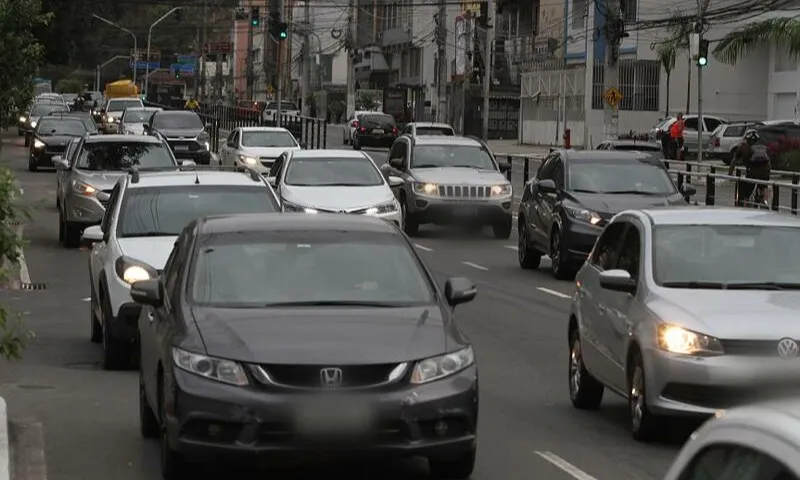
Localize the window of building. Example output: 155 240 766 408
591 59 660 111
572 0 586 29
775 46 797 72
621 0 637 23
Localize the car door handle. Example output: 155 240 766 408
147 311 154 323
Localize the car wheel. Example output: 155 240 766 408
90 291 102 343
100 286 133 371
568 329 604 409
401 196 419 236
63 221 81 249
160 376 188 479
628 349 662 442
17 129 23 137
28 157 37 172
518 218 541 269
550 227 577 280
140 367 159 439
429 448 476 479
23 136 30 147
57 211 66 244
493 215 512 239
353 135 361 150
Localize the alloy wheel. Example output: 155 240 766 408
630 367 645 431
569 339 582 401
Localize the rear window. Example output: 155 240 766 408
723 125 746 137
107 99 143 111
76 142 175 170
152 113 203 129
31 104 67 116
417 126 454 136
35 119 87 136
359 114 395 128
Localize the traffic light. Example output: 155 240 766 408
697 39 709 67
268 12 288 41
250 7 260 27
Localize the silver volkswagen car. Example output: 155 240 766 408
568 207 800 441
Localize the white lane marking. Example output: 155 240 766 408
536 287 572 299
505 245 518 251
462 261 488 271
81 297 91 302
535 451 599 480
18 248 30 284
414 243 433 252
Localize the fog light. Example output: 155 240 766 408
207 424 223 437
434 420 448 436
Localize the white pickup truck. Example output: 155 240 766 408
262 101 300 124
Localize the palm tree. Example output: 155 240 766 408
713 17 800 64
656 42 677 116
656 12 694 115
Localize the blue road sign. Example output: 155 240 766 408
170 63 195 74
176 55 196 64
130 61 160 70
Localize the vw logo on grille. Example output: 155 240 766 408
320 367 343 387
777 338 799 359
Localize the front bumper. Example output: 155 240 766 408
561 218 603 262
63 193 106 224
29 147 64 167
408 195 512 226
164 364 478 463
167 140 211 164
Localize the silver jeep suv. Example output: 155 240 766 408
381 135 513 238
54 134 179 248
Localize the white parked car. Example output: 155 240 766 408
266 149 404 228
648 114 727 154
219 126 301 174
83 167 280 370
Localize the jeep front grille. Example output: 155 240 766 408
438 185 490 198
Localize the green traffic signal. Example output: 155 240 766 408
251 18 259 27
697 56 708 66
279 30 287 39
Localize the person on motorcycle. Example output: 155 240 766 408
184 97 199 111
72 95 85 112
728 129 771 206
669 113 685 160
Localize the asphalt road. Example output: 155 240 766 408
0 132 696 480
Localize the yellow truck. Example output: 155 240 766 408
104 79 139 99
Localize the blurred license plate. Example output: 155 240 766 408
294 398 371 435
454 206 477 216
174 145 189 151
373 129 384 134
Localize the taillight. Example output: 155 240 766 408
359 126 366 132
392 126 398 135
713 137 720 147
351 120 359 128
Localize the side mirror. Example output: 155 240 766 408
389 158 403 169
498 161 511 173
130 278 163 307
53 156 68 169
538 179 557 193
598 269 637 294
444 277 477 307
681 184 697 196
179 160 196 166
265 176 277 187
81 225 103 244
388 176 404 188
142 124 151 133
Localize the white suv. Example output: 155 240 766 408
82 166 280 370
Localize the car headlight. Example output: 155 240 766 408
107 115 115 122
71 180 97 195
410 346 475 384
197 132 210 150
30 120 37 127
364 199 399 215
114 256 157 285
172 347 248 386
282 200 318 213
564 204 602 225
658 324 723 356
33 139 45 149
412 182 439 195
238 155 258 165
490 184 512 197
19 116 26 122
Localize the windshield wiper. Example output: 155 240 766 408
661 281 728 289
124 232 176 237
603 190 663 195
725 282 800 290
571 188 602 194
411 164 441 168
261 300 403 307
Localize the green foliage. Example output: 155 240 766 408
356 90 381 111
55 77 84 93
713 18 800 65
328 100 345 123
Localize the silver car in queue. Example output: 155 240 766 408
568 207 800 441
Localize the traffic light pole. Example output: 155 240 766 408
695 0 709 162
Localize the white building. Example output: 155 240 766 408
289 1 351 88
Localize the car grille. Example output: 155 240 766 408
44 145 66 155
256 363 405 389
438 185 490 198
167 139 201 152
719 339 793 356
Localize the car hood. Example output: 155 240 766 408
410 167 506 184
241 146 300 158
37 135 77 146
191 306 448 364
569 191 685 214
123 122 145 135
76 170 128 190
649 290 800 339
158 128 204 139
117 236 178 269
282 185 394 211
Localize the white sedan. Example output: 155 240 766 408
220 126 301 174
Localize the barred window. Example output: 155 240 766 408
621 0 637 23
591 60 660 112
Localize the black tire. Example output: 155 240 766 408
17 129 23 137
492 216 512 239
401 196 418 236
352 135 361 150
517 218 542 269
568 329 604 409
429 448 476 480
550 227 577 280
28 157 37 172
628 349 663 442
160 377 188 479
90 291 102 343
100 288 134 371
58 213 65 243
63 221 81 249
24 135 30 147
140 368 159 438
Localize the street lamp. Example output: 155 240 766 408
144 7 183 99
92 14 138 86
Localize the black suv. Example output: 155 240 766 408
145 110 212 164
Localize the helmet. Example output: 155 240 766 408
744 129 760 145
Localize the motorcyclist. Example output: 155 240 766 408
72 95 85 112
728 129 771 206
184 97 199 111
669 113 685 160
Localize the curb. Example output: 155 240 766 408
0 396 9 480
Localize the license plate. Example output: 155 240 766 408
294 398 372 435
453 206 477 216
173 145 189 151
373 129 384 135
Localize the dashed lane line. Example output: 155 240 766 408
414 243 434 252
462 261 489 271
536 287 572 299
504 245 552 260
535 451 600 480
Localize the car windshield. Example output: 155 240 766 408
107 100 143 111
190 231 435 307
123 110 156 123
51 115 96 132
118 186 278 238
152 113 203 129
568 159 676 195
76 142 175 170
285 157 383 186
30 104 66 117
612 144 661 152
266 102 297 110
416 126 455 136
654 225 800 287
35 119 87 136
412 145 496 169
241 130 297 147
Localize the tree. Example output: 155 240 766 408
0 0 44 360
713 17 800 65
656 42 677 117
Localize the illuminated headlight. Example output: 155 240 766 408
71 180 97 195
564 204 602 225
365 200 399 215
204 141 210 150
658 324 723 356
30 120 37 127
239 155 258 165
490 184 512 197
282 200 318 214
410 346 475 384
173 347 248 386
412 182 439 195
19 116 26 122
33 139 45 149
197 133 210 150
107 116 115 122
114 256 156 285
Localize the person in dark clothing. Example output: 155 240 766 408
669 113 686 160
729 129 770 206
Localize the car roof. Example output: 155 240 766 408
604 139 660 146
84 134 162 144
153 110 196 116
561 150 657 161
410 122 454 129
108 97 141 102
290 149 368 159
639 206 800 227
239 126 290 132
411 136 483 147
127 170 270 188
124 107 159 111
198 212 399 235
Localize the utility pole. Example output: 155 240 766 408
481 0 494 140
301 0 311 116
200 1 208 100
603 0 626 139
695 0 710 162
582 4 592 148
462 12 473 132
246 12 254 100
276 0 285 127
345 0 357 119
435 4 447 123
